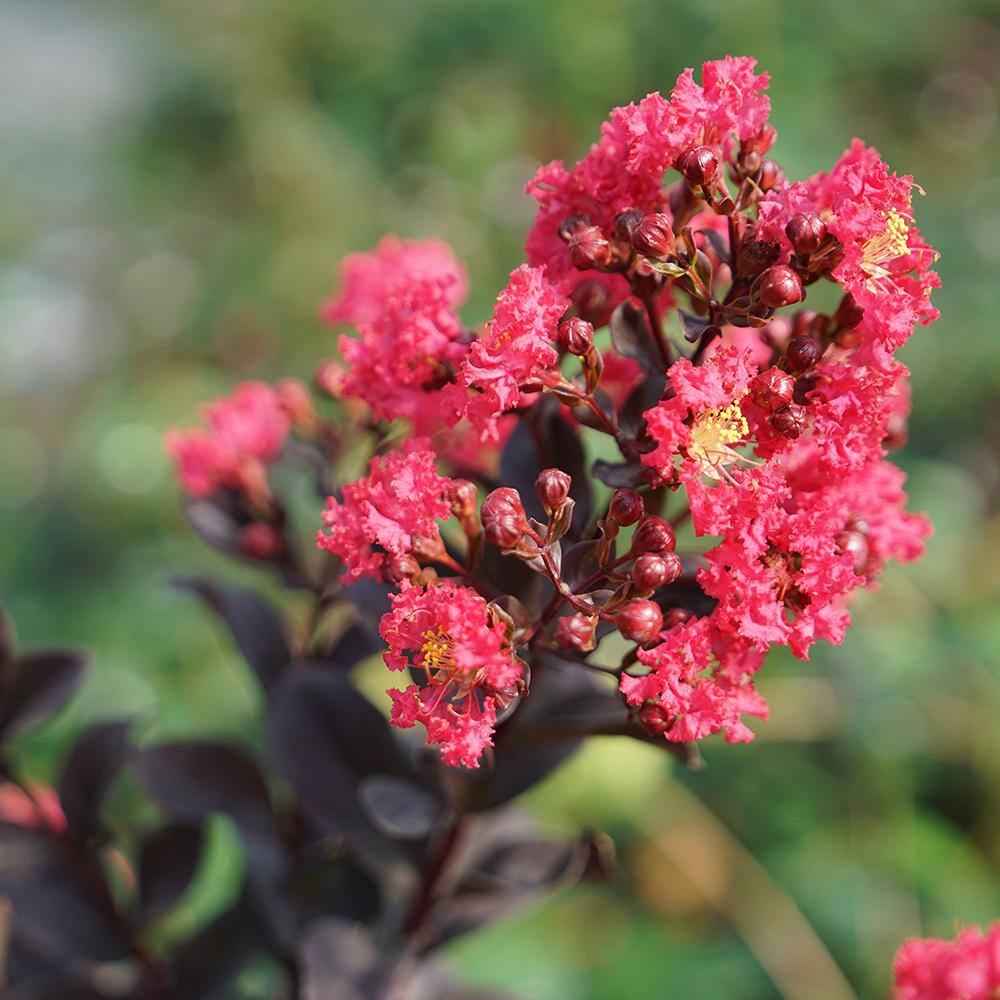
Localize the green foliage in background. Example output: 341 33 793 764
1 0 998 996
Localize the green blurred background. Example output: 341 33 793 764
1 0 998 996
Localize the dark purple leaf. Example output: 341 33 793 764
58 719 131 841
592 460 644 489
619 374 665 437
560 539 602 589
139 824 204 923
0 651 88 737
183 498 242 554
678 307 712 343
136 742 273 837
357 775 441 840
174 578 291 692
267 665 443 868
323 621 381 671
609 300 661 374
0 825 127 972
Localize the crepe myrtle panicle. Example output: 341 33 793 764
163 55 937 773
136 52 953 997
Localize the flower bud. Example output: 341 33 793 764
632 213 674 259
637 701 673 737
757 158 785 192
834 292 864 332
277 378 317 431
571 280 611 327
663 608 693 629
614 209 644 244
677 145 719 187
743 122 776 158
632 516 676 554
631 552 683 592
315 360 346 398
772 403 808 438
240 523 282 559
785 212 827 257
786 335 821 373
558 214 590 243
737 237 781 278
750 366 795 413
535 468 572 516
616 599 663 646
557 317 595 356
608 488 643 527
792 375 818 405
481 487 527 549
554 612 597 652
758 265 804 309
384 553 421 585
568 226 612 270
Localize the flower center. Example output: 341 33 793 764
687 401 749 480
861 211 910 276
420 627 454 675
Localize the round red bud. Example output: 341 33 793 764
632 515 676 555
785 212 827 257
786 335 821 373
568 226 612 270
837 529 869 574
571 280 611 327
554 612 597 652
758 265 804 309
758 158 785 192
535 468 572 514
834 292 864 332
750 367 795 413
384 553 421 585
631 552 683 592
557 214 590 243
616 600 664 646
663 608 693 629
632 213 674 259
677 145 719 187
480 487 527 549
557 317 594 356
637 701 673 737
614 209 644 243
608 488 643 527
240 523 282 559
772 403 808 438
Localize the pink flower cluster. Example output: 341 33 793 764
317 443 456 583
321 236 470 435
380 579 522 768
166 380 304 502
893 922 1000 1000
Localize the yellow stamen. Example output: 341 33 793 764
420 627 454 673
861 211 910 275
688 400 749 481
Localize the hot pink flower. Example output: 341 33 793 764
321 235 467 326
759 140 939 350
322 237 470 434
893 922 1000 1000
165 381 295 501
380 580 523 768
451 264 568 440
317 444 456 583
641 347 759 486
525 59 771 301
620 616 768 745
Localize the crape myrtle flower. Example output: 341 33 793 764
759 139 940 350
317 442 456 583
525 57 770 306
892 921 1000 1000
380 580 524 768
321 236 470 434
165 380 300 502
449 264 569 440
